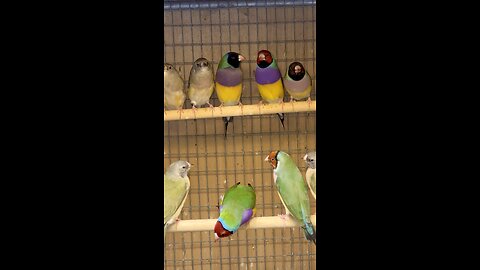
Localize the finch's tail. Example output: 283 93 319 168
277 113 285 128
302 221 316 245
222 116 233 137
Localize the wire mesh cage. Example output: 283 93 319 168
164 1 316 269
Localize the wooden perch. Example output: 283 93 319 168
164 100 316 121
166 215 316 232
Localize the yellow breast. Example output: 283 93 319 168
257 79 284 103
215 82 242 106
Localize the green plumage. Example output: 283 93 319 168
164 161 191 242
218 183 256 233
273 151 316 244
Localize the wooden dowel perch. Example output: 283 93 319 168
164 101 316 121
166 215 316 232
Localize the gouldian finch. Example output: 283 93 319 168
265 150 316 245
284 62 312 102
255 50 285 128
164 160 191 241
215 52 245 137
303 151 316 200
188 57 215 109
214 182 256 240
164 63 186 111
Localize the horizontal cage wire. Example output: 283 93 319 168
164 1 316 269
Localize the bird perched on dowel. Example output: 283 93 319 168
215 52 245 137
164 160 191 242
265 150 316 245
255 50 286 128
214 182 256 240
303 151 316 200
164 63 186 112
284 61 312 104
188 57 215 110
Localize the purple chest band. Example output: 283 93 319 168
255 67 281 84
216 68 242 87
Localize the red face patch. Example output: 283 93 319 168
257 50 273 65
266 150 279 169
214 221 232 238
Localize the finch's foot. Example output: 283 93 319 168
175 218 181 230
177 107 183 118
278 213 288 225
238 102 244 115
191 105 198 118
256 100 263 113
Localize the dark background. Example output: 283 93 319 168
4 1 465 268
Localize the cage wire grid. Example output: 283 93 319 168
164 1 316 269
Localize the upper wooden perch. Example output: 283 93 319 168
166 215 316 232
164 100 316 121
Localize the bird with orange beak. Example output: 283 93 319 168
255 50 286 128
265 150 316 245
215 51 246 137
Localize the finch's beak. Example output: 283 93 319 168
264 156 269 162
258 53 265 61
303 154 308 161
239 55 245 62
214 233 219 241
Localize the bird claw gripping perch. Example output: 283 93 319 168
307 97 312 108
238 101 244 115
207 102 215 116
175 217 181 230
176 106 183 119
277 213 289 226
191 105 197 118
257 100 263 114
218 103 224 114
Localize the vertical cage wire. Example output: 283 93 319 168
165 1 316 269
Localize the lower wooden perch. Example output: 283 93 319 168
164 100 316 121
166 215 316 232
